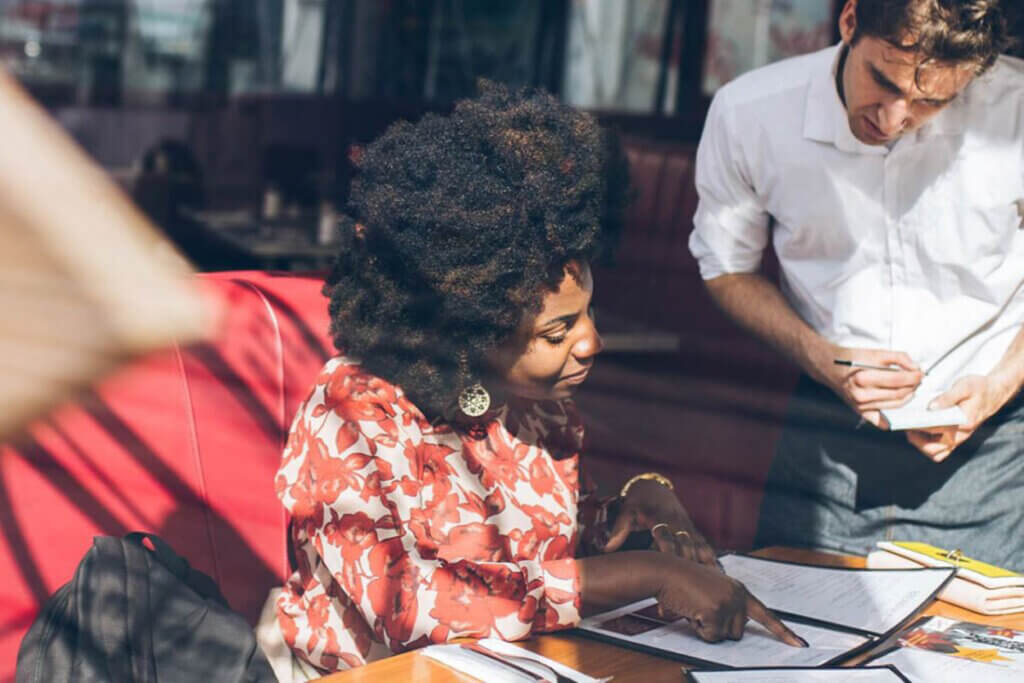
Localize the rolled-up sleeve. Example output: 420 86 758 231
689 90 771 280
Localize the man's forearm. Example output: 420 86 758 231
703 272 833 381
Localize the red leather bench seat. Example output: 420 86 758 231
0 271 333 683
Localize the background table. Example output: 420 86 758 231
182 208 339 270
318 547 1024 681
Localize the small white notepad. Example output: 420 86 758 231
878 381 967 430
880 405 967 430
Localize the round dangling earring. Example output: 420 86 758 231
457 383 491 417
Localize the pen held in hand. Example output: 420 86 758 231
833 359 903 372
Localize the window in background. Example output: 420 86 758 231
277 0 322 92
333 0 434 100
0 0 82 105
421 0 540 101
122 0 212 104
0 0 216 106
702 0 835 95
562 0 681 114
327 0 566 103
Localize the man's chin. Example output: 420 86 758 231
852 127 890 146
851 118 902 146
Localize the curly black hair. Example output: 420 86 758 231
323 81 629 420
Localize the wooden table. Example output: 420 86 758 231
318 547 1024 681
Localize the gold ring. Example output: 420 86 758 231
651 523 670 534
675 530 691 539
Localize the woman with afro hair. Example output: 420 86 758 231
258 82 802 680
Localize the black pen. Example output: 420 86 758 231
833 359 902 372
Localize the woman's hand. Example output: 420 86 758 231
602 478 718 566
578 551 806 647
656 557 806 646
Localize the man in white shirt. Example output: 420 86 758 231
690 0 1024 566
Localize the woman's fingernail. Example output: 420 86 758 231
799 636 810 647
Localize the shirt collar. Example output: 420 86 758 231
804 43 887 155
804 43 970 150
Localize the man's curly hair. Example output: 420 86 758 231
323 81 629 420
853 0 1017 77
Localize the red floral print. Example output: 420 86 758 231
275 357 609 672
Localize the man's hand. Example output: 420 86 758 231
602 478 719 567
815 347 924 427
906 374 1014 462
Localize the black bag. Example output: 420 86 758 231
16 533 276 683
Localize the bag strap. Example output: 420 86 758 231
124 532 228 606
121 536 159 683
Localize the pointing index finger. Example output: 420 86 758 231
745 593 808 648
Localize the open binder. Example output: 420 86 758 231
576 553 954 670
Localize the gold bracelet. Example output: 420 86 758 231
619 471 674 499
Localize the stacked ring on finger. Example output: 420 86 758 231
651 523 670 534
675 530 691 540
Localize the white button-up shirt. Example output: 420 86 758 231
690 44 1024 403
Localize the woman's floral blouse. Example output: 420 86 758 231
274 357 610 671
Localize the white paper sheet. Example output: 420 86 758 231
871 647 1024 683
421 640 608 683
421 644 536 683
689 666 906 682
478 639 610 683
719 554 953 636
578 597 869 668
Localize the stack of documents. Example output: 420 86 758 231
867 542 1024 615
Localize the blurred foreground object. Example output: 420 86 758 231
0 69 216 440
